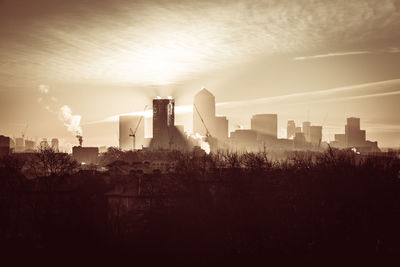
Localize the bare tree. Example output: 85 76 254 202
24 146 78 179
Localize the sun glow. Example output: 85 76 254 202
94 39 205 85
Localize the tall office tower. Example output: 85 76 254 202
295 127 302 134
215 116 229 140
251 114 278 142
15 137 24 153
287 120 296 139
119 115 145 150
51 138 59 152
345 117 366 147
310 126 323 146
152 98 175 149
193 88 216 136
302 121 311 142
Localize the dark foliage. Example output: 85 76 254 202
0 148 399 265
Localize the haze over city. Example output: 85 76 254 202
1 0 399 150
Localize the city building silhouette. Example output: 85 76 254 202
302 121 311 142
230 129 258 150
345 117 366 147
310 125 323 146
152 97 176 149
287 120 296 139
330 117 380 152
251 114 278 143
215 116 229 140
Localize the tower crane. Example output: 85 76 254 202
194 104 218 152
194 104 211 138
129 105 147 150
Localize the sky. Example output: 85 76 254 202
0 0 399 150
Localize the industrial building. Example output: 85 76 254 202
72 146 99 164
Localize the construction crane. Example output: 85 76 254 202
194 104 211 138
194 104 218 153
129 105 147 150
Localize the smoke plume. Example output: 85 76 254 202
38 84 83 137
59 105 82 135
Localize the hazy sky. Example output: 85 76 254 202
1 0 399 150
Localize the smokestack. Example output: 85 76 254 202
76 133 83 147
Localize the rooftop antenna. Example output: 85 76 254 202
129 105 147 150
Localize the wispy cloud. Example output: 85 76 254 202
293 51 371 61
1 0 399 87
217 79 400 108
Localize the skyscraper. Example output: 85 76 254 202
152 98 175 149
345 117 366 147
287 120 296 139
193 88 216 137
302 121 311 142
310 126 323 146
119 115 145 150
251 114 278 142
215 116 229 140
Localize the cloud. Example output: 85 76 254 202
293 51 371 61
1 0 400 86
217 79 400 108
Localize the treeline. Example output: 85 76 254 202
0 148 399 265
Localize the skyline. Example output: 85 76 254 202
1 0 400 148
